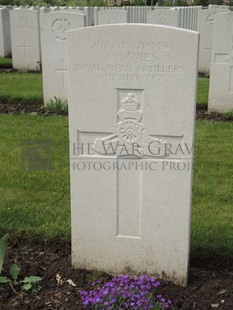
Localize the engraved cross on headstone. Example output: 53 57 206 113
55 59 67 88
214 36 233 92
19 39 30 60
75 93 184 239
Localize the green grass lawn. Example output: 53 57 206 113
0 72 43 104
0 70 209 107
0 114 70 240
0 115 232 259
0 70 230 258
192 121 233 257
0 57 12 69
197 78 209 107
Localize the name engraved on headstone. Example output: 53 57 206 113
74 40 185 83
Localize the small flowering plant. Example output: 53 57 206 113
81 274 172 309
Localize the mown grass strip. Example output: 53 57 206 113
0 115 232 259
0 72 43 104
0 71 208 107
197 77 209 108
0 57 12 69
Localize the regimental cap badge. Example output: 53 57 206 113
121 93 139 111
118 93 142 122
51 18 70 41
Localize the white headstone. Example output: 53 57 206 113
197 8 229 73
209 12 233 113
67 24 199 286
40 11 85 104
0 7 11 57
10 9 40 70
147 9 178 27
98 10 128 25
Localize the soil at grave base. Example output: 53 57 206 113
0 102 67 116
0 239 233 310
0 101 233 122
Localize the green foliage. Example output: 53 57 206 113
192 0 208 6
0 235 42 291
120 0 131 5
10 264 21 284
21 276 43 291
0 266 42 292
0 0 108 5
67 0 106 5
0 276 10 283
173 0 188 6
0 234 9 274
0 0 65 5
86 270 107 284
46 96 68 113
121 0 146 5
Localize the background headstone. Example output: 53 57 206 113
209 12 233 113
10 9 41 70
97 9 128 25
197 7 229 73
40 11 85 104
67 24 199 286
147 8 178 27
0 7 11 57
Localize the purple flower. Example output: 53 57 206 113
80 274 172 309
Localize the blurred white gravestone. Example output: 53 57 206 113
197 8 229 73
97 10 128 25
0 8 11 57
40 11 85 104
147 9 178 27
10 9 41 70
67 24 199 286
209 12 233 113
